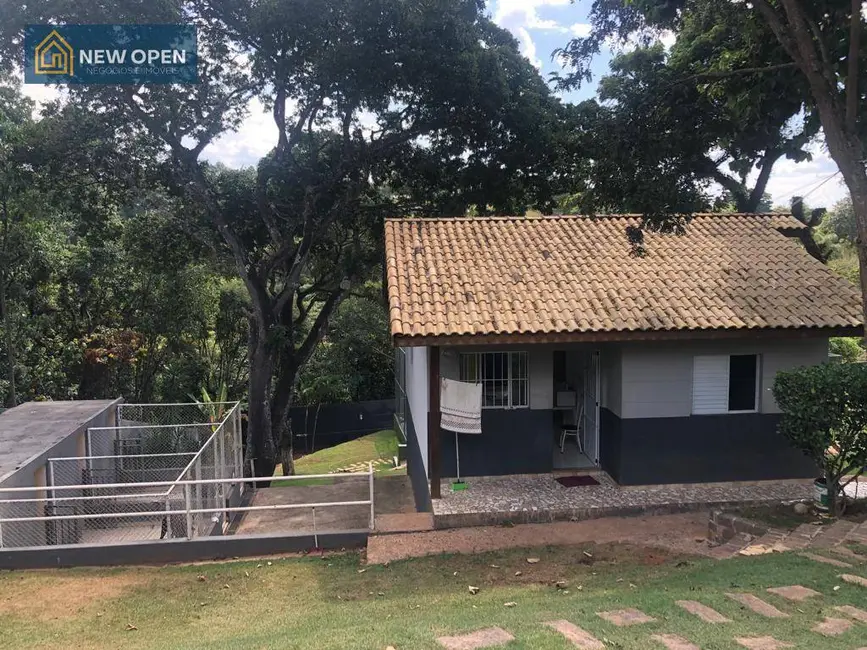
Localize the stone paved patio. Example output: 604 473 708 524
433 474 814 528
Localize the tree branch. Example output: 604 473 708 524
846 0 861 133
671 62 797 86
748 149 782 210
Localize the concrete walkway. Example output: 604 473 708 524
433 474 814 528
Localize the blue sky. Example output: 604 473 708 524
488 0 846 209
21 0 847 209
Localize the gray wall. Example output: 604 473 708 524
404 346 430 475
0 400 120 548
618 338 829 419
600 344 622 416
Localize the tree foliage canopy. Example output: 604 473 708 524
774 362 867 514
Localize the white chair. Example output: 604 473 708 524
560 402 585 454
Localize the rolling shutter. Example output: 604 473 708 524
692 355 728 414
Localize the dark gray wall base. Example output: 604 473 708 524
290 400 394 454
0 530 368 570
405 415 432 513
441 410 554 477
599 409 817 485
434 498 791 530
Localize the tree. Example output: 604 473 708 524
556 1 867 306
568 38 815 213
4 0 568 476
774 363 867 515
556 3 815 217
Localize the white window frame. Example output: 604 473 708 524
692 354 761 415
459 351 529 409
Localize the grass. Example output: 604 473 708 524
0 543 865 649
271 429 402 486
735 501 867 531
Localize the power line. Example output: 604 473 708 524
777 169 841 206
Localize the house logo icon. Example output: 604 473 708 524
34 29 73 76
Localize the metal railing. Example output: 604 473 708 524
0 465 375 549
0 400 375 549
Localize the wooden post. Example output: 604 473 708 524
428 345 441 499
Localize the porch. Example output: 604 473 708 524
431 473 815 529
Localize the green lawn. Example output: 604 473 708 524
271 429 402 486
0 543 865 649
294 428 399 475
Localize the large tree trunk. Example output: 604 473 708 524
0 275 16 409
245 317 277 477
271 361 298 477
814 103 867 337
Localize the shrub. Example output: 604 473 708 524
773 362 867 515
830 337 864 363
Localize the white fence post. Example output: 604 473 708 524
368 461 375 531
184 484 193 539
194 457 202 535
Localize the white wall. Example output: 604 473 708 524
404 346 429 474
618 338 830 419
600 344 622 416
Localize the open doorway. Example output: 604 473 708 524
552 349 599 470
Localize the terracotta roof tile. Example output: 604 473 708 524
384 214 863 342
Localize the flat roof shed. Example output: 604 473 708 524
0 399 120 485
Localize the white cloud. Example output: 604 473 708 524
202 97 277 168
515 27 543 69
20 83 62 116
493 0 572 31
569 23 592 37
764 148 848 210
492 0 575 72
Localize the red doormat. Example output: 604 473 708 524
556 475 600 487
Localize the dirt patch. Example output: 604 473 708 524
675 600 732 624
811 616 852 636
436 627 514 649
651 634 700 650
765 585 820 602
0 571 150 621
834 604 867 623
367 512 711 564
596 608 656 627
734 637 793 650
725 593 789 619
544 620 604 649
736 501 867 530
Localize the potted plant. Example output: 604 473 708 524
773 363 867 517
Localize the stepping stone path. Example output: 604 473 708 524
811 616 852 636
335 458 392 473
725 593 789 618
834 604 867 623
597 608 656 626
544 620 604 649
798 552 853 568
840 573 867 587
651 633 700 650
437 627 514 650
675 600 731 624
765 585 820 602
734 637 793 650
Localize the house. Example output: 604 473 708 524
386 214 864 509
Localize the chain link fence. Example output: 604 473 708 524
0 403 243 548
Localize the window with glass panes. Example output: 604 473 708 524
458 351 529 408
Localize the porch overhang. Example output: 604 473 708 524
393 325 864 348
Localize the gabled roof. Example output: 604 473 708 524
384 214 864 345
